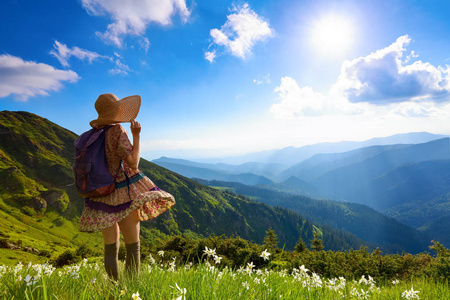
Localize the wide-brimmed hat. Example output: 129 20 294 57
90 93 141 127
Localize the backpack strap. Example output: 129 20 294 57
86 125 112 149
113 160 132 202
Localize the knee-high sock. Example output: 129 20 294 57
104 241 119 281
125 241 140 276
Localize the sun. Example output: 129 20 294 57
310 15 354 58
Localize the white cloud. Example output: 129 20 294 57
0 54 79 101
271 35 450 120
50 40 108 67
109 53 132 75
387 101 446 118
271 76 363 118
139 38 151 54
254 73 271 85
331 35 450 104
81 0 190 47
204 50 216 63
207 3 272 61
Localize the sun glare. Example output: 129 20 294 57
310 15 354 58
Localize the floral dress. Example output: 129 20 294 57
79 124 175 232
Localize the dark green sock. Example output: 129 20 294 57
125 241 140 276
104 241 119 281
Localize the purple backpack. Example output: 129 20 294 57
73 126 120 198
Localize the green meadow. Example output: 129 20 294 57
2 232 450 299
1 249 449 300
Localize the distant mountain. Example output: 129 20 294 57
367 160 450 246
310 138 450 207
277 144 411 182
195 179 430 254
361 159 450 209
420 214 450 247
153 136 450 249
153 133 447 186
195 132 447 166
384 190 450 229
0 111 371 264
154 156 287 180
152 158 276 185
140 160 366 251
253 138 450 248
272 176 319 197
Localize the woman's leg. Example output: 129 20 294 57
118 210 140 244
101 223 120 281
118 210 140 276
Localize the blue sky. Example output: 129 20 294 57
1 0 450 160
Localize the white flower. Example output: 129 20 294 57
0 266 6 278
402 287 420 300
359 289 370 300
213 255 222 264
260 249 271 261
157 250 164 257
168 257 176 272
242 281 250 290
351 287 370 300
24 274 37 286
171 283 186 300
244 262 255 275
310 272 323 288
392 279 400 285
359 275 368 285
147 254 156 264
14 262 23 275
203 246 216 257
132 291 142 300
299 265 309 274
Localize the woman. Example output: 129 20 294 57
78 93 175 280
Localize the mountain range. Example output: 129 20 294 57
192 132 447 166
152 133 450 247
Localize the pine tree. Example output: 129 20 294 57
295 236 307 252
311 227 324 251
263 227 279 252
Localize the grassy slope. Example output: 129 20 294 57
0 111 102 264
0 197 102 265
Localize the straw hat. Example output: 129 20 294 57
90 93 141 127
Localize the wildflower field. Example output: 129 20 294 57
1 246 449 300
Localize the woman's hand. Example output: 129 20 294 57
130 120 141 136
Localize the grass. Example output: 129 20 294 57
0 197 103 265
1 251 448 300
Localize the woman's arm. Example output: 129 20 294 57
124 120 141 169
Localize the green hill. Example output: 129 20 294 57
0 111 102 265
0 111 367 265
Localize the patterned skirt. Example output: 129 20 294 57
79 172 176 232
